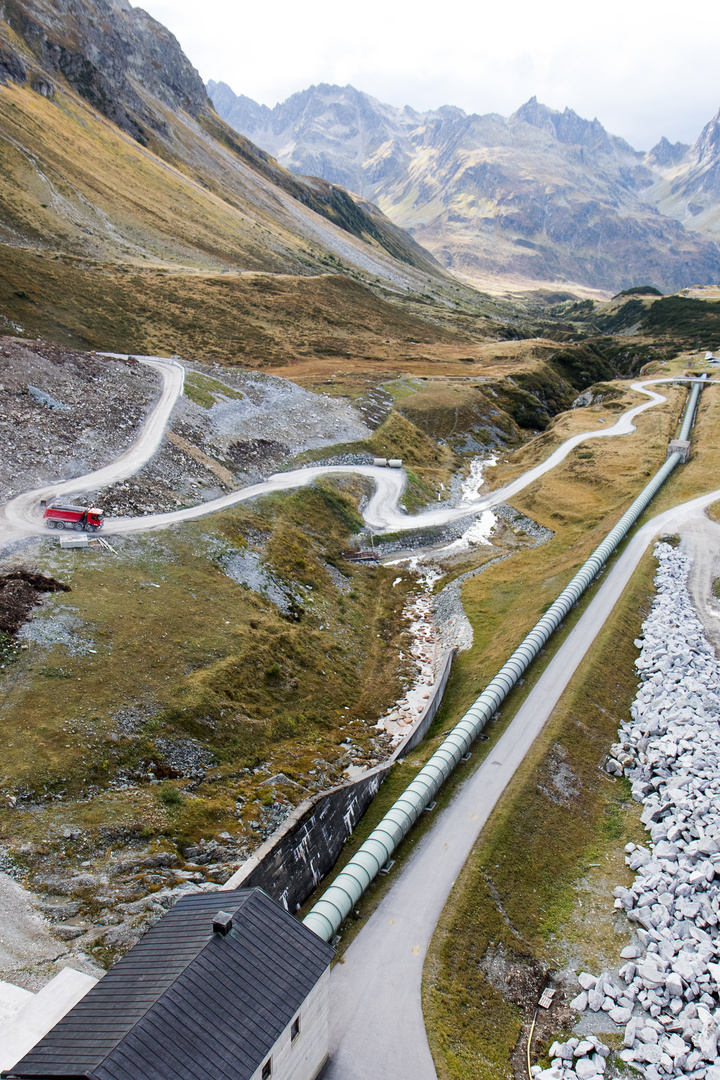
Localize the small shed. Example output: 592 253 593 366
3 888 334 1080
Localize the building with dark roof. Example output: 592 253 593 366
3 888 334 1080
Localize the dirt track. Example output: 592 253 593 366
3 373 710 550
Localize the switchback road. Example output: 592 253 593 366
1 359 710 549
0 356 184 548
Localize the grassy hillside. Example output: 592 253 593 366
551 288 720 351
0 247 476 364
0 74 456 295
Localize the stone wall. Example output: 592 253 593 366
223 649 456 912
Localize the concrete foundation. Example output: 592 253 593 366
0 967 98 1073
667 439 690 463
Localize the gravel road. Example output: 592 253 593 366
2 366 714 551
684 514 720 655
0 357 184 548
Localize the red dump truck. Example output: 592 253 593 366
43 503 105 531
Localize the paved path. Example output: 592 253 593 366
324 485 720 1080
684 513 720 655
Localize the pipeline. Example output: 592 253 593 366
678 374 706 440
303 378 706 942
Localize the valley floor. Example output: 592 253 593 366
1 339 719 1080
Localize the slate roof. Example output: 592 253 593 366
4 888 334 1080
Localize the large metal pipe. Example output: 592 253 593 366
678 375 705 441
303 381 705 942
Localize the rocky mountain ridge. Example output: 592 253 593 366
0 0 208 143
208 81 720 295
0 0 454 297
649 107 720 243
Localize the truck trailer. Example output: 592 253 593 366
43 503 105 531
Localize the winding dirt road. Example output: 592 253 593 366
0 358 710 551
0 357 184 548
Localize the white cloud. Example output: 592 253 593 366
140 0 720 149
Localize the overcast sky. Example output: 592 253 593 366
141 0 719 150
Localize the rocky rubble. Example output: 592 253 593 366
0 337 157 500
546 543 720 1080
374 572 440 742
532 1036 610 1079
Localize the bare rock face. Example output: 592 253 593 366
647 136 691 170
693 109 720 169
1 0 207 141
643 106 720 241
680 109 720 200
209 81 720 294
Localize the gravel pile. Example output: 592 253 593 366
17 606 96 655
494 503 554 544
154 738 215 778
200 370 372 460
219 548 295 611
0 337 157 500
291 452 375 471
557 543 720 1080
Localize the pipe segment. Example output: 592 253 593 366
303 381 705 943
678 376 705 441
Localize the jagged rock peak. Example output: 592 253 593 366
1 0 208 138
512 95 616 153
692 105 720 164
646 135 690 168
207 80 273 130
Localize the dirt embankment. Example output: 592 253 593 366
0 570 70 634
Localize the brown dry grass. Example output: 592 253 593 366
0 246 475 366
643 381 720 518
484 383 683 500
266 338 564 385
0 482 415 847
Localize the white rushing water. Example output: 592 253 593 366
460 453 498 502
438 510 497 554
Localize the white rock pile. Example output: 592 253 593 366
531 1036 610 1079
542 543 720 1080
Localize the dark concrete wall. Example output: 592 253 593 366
223 648 456 912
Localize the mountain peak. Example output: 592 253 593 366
646 135 690 168
512 97 614 153
692 105 720 164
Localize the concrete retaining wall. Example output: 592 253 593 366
223 648 456 912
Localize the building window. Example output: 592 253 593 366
262 1059 272 1080
291 1016 301 1042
